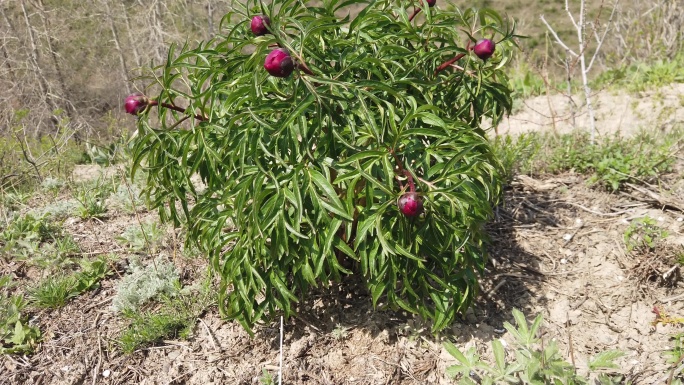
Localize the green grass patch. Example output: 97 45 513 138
593 53 684 93
494 127 683 191
117 278 214 354
28 257 110 309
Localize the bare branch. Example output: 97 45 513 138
586 0 619 72
540 15 578 57
565 0 579 29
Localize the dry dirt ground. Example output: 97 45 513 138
497 83 684 137
1 89 684 384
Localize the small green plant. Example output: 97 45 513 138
118 307 192 354
0 189 32 211
40 177 65 192
665 332 684 373
27 256 110 309
592 54 684 93
74 179 113 219
0 213 58 243
28 275 79 309
0 213 61 260
331 323 349 340
445 309 624 384
54 234 80 257
117 279 213 353
111 183 145 214
0 276 41 354
81 134 133 167
30 199 79 220
116 221 164 253
111 256 180 312
509 65 546 99
624 216 668 252
73 257 111 293
677 248 684 266
492 133 540 183
34 234 81 271
259 369 276 385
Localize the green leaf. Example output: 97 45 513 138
588 350 625 370
309 169 352 220
491 339 506 372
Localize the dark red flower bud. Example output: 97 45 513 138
251 15 271 36
473 39 496 60
124 93 148 115
424 0 436 7
264 48 294 78
398 192 423 217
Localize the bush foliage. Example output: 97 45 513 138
130 0 517 332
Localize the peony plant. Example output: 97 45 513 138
128 0 518 332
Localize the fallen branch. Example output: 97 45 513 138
625 183 684 213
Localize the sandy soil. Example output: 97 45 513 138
497 83 684 137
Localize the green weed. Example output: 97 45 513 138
0 213 61 260
593 54 684 93
0 275 41 354
0 109 83 191
117 278 213 354
259 369 276 385
28 256 110 309
492 133 540 183
31 199 80 220
331 324 350 340
28 275 79 309
665 332 684 371
496 128 682 191
111 256 179 312
623 216 668 252
0 190 32 211
111 183 145 214
74 178 114 219
35 234 81 269
445 309 624 384
116 221 164 253
40 177 66 193
81 134 134 167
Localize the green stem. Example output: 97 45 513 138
149 100 207 122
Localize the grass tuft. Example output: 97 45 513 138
494 127 683 191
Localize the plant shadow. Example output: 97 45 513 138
264 176 567 355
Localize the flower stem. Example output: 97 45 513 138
408 8 422 22
434 42 473 75
403 170 416 193
434 53 466 75
149 100 207 122
297 62 315 76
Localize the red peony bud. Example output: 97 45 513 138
473 39 496 60
398 192 423 217
264 48 295 78
251 15 271 36
124 93 148 115
424 0 436 7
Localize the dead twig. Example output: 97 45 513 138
562 201 630 217
625 183 684 213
